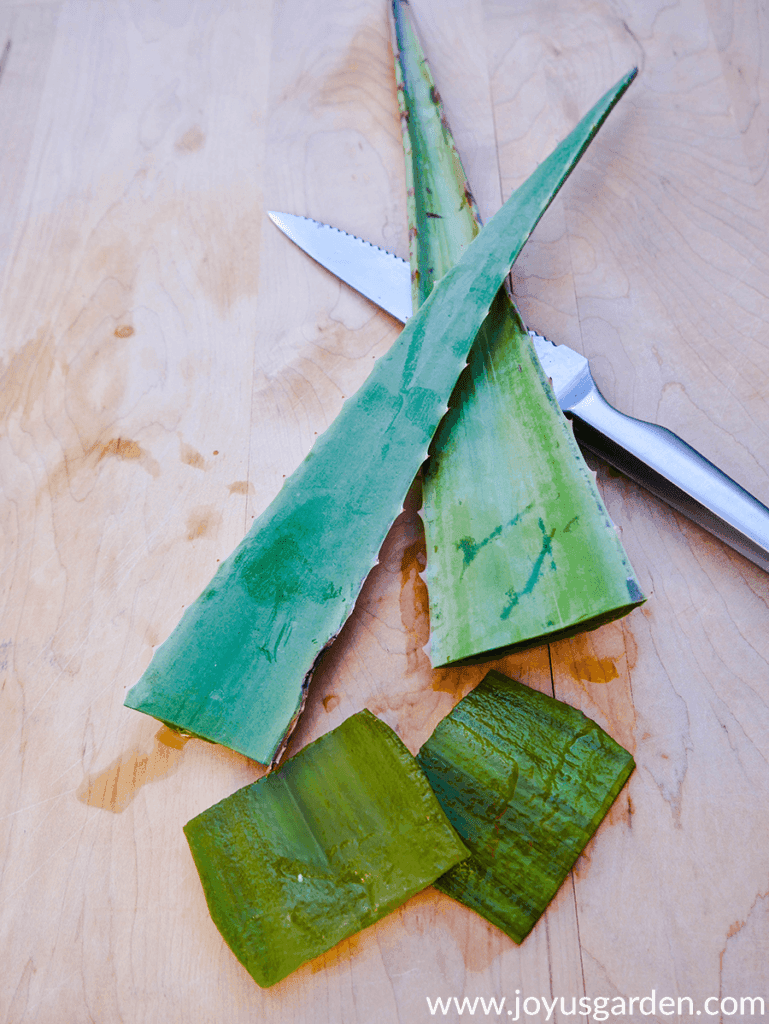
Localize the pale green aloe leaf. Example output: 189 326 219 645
423 291 646 664
392 0 644 666
183 710 468 988
416 671 635 944
124 68 636 767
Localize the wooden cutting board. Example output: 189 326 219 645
2 1 768 1020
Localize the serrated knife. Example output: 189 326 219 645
268 210 769 574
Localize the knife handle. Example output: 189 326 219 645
567 379 769 573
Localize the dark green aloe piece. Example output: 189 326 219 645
183 710 468 988
125 68 636 766
392 0 644 666
416 671 635 943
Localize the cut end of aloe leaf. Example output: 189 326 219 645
184 710 469 987
417 671 635 944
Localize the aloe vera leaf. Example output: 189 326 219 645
392 0 644 666
416 671 635 944
425 303 647 664
183 710 468 988
391 1 482 310
124 69 636 767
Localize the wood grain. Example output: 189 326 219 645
1 0 768 1021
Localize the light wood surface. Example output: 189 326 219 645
2 1 769 1021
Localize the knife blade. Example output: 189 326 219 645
268 210 769 574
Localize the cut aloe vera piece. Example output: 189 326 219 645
125 68 636 766
183 710 468 988
392 0 644 666
416 671 635 943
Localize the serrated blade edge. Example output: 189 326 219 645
527 331 590 408
268 211 592 408
267 211 414 324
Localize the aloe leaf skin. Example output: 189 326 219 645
124 69 636 767
392 0 644 666
416 671 635 944
391 0 481 310
183 710 468 988
423 296 645 665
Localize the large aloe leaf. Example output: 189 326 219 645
392 1 644 665
183 710 468 988
416 671 635 943
124 69 636 767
